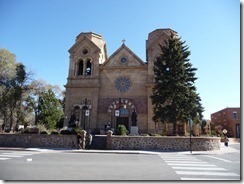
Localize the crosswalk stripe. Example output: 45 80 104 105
1 153 33 156
0 155 22 157
172 166 226 171
165 161 207 163
162 158 200 161
0 158 11 160
168 163 216 167
161 154 240 180
181 177 240 180
175 171 240 176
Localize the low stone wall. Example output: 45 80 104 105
0 134 77 148
107 134 221 151
0 133 221 151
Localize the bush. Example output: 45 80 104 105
36 123 47 134
115 125 127 135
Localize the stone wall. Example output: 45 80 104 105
0 133 221 151
0 134 77 148
107 133 221 151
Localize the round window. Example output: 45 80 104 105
114 76 132 93
120 57 127 63
82 48 88 55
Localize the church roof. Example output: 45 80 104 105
102 43 147 67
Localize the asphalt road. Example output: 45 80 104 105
0 146 240 181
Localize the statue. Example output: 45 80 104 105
131 110 137 126
69 114 76 127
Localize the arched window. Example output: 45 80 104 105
86 59 92 75
78 60 84 75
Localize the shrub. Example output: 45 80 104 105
36 123 47 134
115 125 127 135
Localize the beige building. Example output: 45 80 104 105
64 28 177 134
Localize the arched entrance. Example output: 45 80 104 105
107 98 136 131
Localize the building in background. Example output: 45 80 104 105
211 107 240 138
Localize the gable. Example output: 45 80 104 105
68 35 101 55
102 44 147 68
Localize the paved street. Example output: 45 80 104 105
0 143 240 181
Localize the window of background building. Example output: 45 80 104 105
233 111 237 119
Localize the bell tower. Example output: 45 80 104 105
146 28 177 83
68 32 107 79
64 32 107 127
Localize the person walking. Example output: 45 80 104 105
77 133 82 149
224 135 229 147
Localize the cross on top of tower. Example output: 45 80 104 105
122 38 126 44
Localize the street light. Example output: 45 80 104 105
81 98 91 130
188 118 193 153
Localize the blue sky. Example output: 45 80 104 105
0 0 240 120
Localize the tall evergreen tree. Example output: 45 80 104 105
151 32 204 135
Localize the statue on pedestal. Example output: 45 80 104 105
131 110 137 126
69 114 76 127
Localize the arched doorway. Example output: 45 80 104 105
107 98 136 131
117 107 129 129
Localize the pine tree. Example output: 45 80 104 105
151 32 204 135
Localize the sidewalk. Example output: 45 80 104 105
0 142 240 155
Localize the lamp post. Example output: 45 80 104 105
81 98 91 131
188 118 193 153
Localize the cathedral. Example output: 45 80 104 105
64 28 178 134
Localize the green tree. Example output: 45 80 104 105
37 89 64 129
0 49 17 93
0 49 31 131
150 32 204 135
26 80 64 126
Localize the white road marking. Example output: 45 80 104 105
165 160 207 164
168 163 216 167
0 158 11 160
176 171 239 176
181 177 240 180
172 166 226 171
203 155 232 163
0 155 22 157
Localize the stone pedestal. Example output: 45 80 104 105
130 126 139 135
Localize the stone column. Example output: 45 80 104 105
80 130 87 149
106 130 113 150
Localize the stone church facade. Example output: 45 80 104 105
64 28 177 134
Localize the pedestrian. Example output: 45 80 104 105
77 133 82 149
224 136 229 147
86 132 93 149
1 123 5 133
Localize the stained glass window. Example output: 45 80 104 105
114 76 132 93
